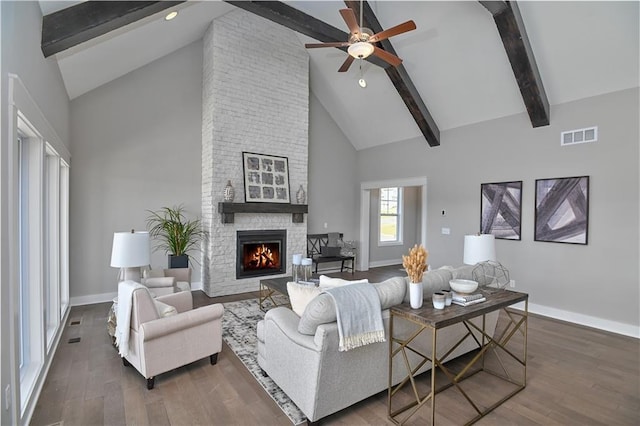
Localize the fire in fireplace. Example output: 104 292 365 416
236 230 286 279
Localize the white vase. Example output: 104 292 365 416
409 282 423 309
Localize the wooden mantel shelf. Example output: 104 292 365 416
218 202 308 224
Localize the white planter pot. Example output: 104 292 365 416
409 282 423 309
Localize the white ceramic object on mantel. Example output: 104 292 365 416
296 184 306 204
223 180 235 202
449 279 479 294
409 282 423 309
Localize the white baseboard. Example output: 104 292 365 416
369 259 403 268
510 301 639 339
70 281 204 306
70 291 117 306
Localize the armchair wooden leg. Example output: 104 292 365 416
210 353 218 365
146 377 155 390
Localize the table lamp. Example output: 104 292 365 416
463 234 496 265
463 234 509 289
110 230 150 282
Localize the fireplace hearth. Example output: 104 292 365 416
237 230 286 279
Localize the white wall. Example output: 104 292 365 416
69 41 204 301
1 2 70 424
356 88 640 334
308 92 359 240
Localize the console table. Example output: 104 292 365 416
388 289 528 425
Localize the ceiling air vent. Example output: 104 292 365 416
561 126 598 146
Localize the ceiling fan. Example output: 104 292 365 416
304 5 416 73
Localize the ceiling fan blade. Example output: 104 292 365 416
369 20 416 43
340 8 360 36
305 42 350 49
372 46 402 67
338 55 355 73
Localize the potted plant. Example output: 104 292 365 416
146 205 205 268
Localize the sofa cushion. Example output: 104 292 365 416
287 282 322 316
298 276 405 335
403 267 454 302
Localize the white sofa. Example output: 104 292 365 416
256 267 499 423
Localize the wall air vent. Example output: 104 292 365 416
561 126 598 146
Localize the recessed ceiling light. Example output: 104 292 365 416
165 11 178 21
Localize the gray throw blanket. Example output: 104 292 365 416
322 283 385 351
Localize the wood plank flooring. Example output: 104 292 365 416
31 266 640 425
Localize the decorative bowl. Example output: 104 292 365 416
449 279 478 294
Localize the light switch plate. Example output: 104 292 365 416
441 227 450 235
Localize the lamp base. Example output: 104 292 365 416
120 267 142 283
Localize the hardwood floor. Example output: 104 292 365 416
31 266 639 425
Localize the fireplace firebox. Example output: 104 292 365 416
236 230 286 279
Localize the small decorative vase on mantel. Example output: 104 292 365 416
409 282 423 309
296 185 306 204
223 180 235 202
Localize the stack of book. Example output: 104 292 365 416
451 292 486 307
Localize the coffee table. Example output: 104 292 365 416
388 289 528 425
259 276 293 312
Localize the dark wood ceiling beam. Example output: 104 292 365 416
224 1 389 69
42 1 185 58
480 1 550 127
345 1 440 147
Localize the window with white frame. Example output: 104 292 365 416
379 187 403 245
15 114 70 413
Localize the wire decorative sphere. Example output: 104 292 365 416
472 261 510 289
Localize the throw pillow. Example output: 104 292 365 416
154 300 178 317
318 275 369 288
142 277 175 288
143 269 165 279
287 282 322 316
297 276 405 335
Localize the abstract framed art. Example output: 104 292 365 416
480 181 522 240
534 176 589 245
242 152 291 203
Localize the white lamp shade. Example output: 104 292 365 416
110 231 150 268
463 234 496 265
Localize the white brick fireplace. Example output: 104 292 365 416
201 9 309 296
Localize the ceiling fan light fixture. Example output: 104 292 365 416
358 78 367 88
348 42 374 59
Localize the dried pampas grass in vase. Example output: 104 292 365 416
402 244 429 309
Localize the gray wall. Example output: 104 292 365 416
1 2 71 425
357 88 639 330
369 186 421 265
69 41 203 300
308 92 359 240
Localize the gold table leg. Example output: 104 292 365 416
388 303 528 425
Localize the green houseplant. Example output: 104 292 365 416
146 205 205 268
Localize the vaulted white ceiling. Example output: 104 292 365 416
39 1 640 150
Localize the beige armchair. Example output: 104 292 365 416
141 267 192 296
123 286 224 389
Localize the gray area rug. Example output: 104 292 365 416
222 298 306 425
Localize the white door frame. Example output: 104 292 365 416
359 177 428 271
